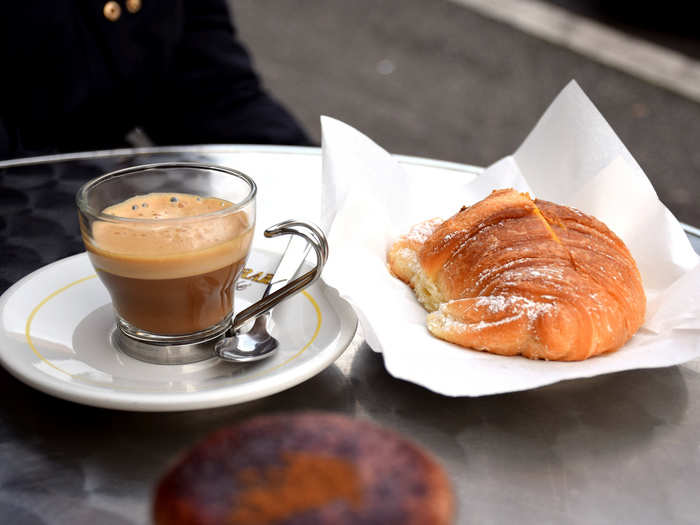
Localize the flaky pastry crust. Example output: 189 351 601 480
387 189 646 361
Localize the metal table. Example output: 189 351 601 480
1 146 699 525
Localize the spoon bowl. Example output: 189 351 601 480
216 314 279 362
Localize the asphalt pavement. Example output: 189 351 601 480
230 0 699 227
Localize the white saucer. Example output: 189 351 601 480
0 251 357 411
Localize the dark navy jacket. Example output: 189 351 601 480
0 0 311 160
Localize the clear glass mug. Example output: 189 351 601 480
76 163 326 364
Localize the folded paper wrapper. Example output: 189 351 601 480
320 80 700 397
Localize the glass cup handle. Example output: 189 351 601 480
230 220 329 332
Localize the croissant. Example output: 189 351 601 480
388 189 646 361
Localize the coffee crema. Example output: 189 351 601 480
84 193 254 335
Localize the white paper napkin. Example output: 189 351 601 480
320 80 700 396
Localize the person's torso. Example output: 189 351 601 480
0 0 184 156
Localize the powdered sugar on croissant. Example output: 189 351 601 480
387 189 646 361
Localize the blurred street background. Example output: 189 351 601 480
230 0 699 227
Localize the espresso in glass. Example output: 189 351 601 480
85 193 253 335
77 163 257 347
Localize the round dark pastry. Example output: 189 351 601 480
153 412 453 525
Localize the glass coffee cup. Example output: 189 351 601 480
76 163 326 364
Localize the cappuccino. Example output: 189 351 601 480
85 193 253 335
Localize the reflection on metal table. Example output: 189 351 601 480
0 146 699 524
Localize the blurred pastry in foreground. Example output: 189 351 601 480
388 188 646 361
153 412 453 525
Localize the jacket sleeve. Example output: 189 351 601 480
141 0 312 147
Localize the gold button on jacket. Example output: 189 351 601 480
126 0 141 14
103 1 121 21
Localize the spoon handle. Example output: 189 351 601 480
263 235 312 299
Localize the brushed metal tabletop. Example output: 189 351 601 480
1 146 699 525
